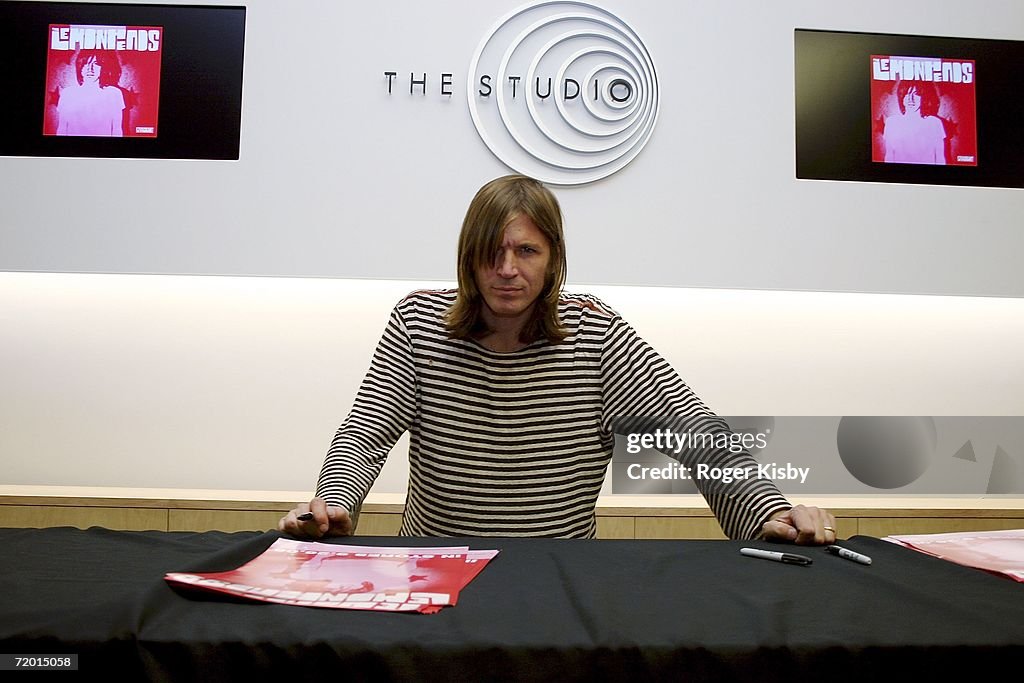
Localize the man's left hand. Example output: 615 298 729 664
762 504 837 545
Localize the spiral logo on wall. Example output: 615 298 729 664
468 1 659 185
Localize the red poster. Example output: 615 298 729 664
43 24 163 138
887 529 1024 582
165 540 500 614
871 55 977 166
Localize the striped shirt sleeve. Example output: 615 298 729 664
599 311 791 540
315 304 417 514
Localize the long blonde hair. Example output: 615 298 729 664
446 175 567 343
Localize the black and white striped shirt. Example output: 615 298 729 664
317 290 790 539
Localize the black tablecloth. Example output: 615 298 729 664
1 527 1022 681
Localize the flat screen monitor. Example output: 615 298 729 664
0 1 246 160
795 29 1024 188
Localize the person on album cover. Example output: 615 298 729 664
280 176 836 545
55 50 125 137
882 80 946 165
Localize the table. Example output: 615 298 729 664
1 527 1022 681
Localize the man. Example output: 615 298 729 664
280 175 835 543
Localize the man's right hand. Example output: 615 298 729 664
278 496 354 539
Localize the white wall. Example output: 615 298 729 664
1 2 1022 495
2 272 1021 494
2 0 1023 295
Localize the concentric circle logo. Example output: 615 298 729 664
468 1 659 185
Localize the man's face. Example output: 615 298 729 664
903 86 921 114
81 57 101 83
474 214 552 327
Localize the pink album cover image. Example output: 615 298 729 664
43 24 163 138
164 540 501 613
871 55 977 166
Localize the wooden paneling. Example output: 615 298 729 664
0 505 167 531
354 513 403 536
2 490 1022 542
632 516 861 541
858 517 1024 537
169 509 283 533
596 516 635 539
635 517 728 540
834 518 859 539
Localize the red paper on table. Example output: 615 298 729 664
165 539 499 613
886 529 1024 582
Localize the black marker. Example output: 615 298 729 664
825 545 872 566
296 512 314 522
740 547 813 566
